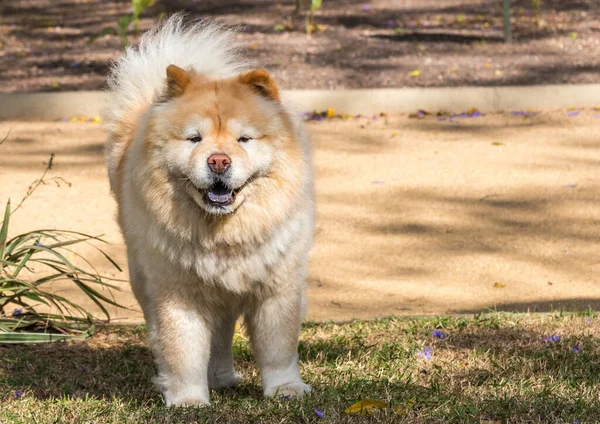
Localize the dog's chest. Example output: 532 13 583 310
148 216 304 293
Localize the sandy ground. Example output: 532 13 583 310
1 111 599 323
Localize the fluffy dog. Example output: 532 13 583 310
103 15 314 406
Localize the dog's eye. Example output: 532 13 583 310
187 134 202 143
237 136 251 143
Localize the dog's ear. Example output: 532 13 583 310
164 64 191 99
239 69 280 102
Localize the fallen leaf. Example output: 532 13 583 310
273 24 285 31
345 399 387 416
493 282 506 288
491 142 504 146
326 107 336 118
570 31 577 40
393 397 415 416
391 132 399 138
249 44 258 50
485 62 491 68
409 69 421 77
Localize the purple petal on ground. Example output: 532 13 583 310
13 391 22 399
593 114 600 119
437 117 447 121
548 281 553 285
470 111 482 117
564 183 577 188
416 109 427 115
372 180 385 184
585 317 592 324
12 309 23 316
511 110 527 116
432 329 446 339
387 20 395 27
417 347 433 360
314 409 325 418
573 344 581 353
567 110 580 117
361 5 370 11
544 335 561 343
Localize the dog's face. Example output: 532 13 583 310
148 66 293 216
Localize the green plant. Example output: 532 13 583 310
0 134 123 343
305 0 322 36
90 0 156 48
132 0 156 35
532 0 542 27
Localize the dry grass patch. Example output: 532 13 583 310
1 312 599 423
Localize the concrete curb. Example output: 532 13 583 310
2 84 600 120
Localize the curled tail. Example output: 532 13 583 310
103 14 247 187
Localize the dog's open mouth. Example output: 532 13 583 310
203 181 235 206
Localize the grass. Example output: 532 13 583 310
1 312 599 423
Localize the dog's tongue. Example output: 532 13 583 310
207 183 233 204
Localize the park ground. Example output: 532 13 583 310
1 109 600 422
1 109 600 322
1 0 600 92
1 314 600 423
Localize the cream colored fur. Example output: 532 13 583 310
103 15 314 406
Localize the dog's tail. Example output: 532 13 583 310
103 14 246 183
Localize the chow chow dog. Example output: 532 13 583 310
103 15 314 406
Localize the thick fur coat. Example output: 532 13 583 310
103 15 314 406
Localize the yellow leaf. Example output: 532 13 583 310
393 397 415 416
326 107 336 118
409 69 421 77
345 399 387 416
92 116 102 123
249 44 258 50
391 132 399 138
493 282 506 288
485 62 491 68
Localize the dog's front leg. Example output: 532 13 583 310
150 295 212 406
245 289 311 399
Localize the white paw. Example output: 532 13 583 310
265 381 312 399
165 395 210 407
209 372 242 389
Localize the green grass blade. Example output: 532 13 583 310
0 200 11 263
12 236 40 278
0 331 90 344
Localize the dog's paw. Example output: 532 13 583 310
166 396 211 407
265 381 312 399
160 381 211 407
209 372 242 390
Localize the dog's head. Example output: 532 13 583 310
145 65 301 217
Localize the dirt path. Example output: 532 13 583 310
2 0 599 92
1 111 599 322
